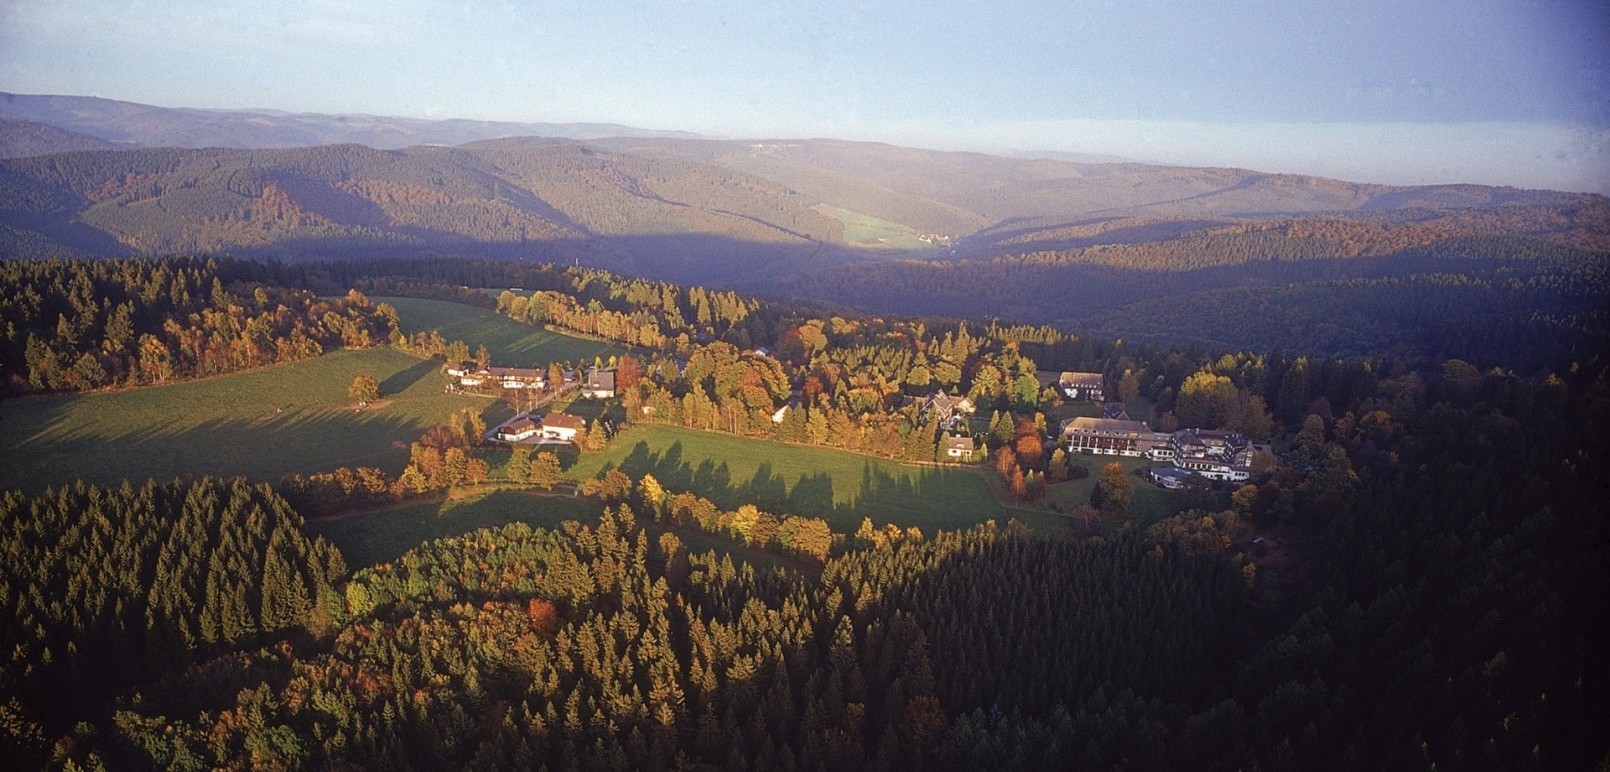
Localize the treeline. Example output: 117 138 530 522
0 256 399 393
0 478 345 745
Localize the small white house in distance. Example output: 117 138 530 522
538 413 586 442
944 435 976 459
582 369 616 399
488 366 545 390
495 416 541 442
447 361 487 388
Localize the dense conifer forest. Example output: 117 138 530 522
0 255 1605 769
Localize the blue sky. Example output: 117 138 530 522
2 0 1606 191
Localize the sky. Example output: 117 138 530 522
1 0 1607 192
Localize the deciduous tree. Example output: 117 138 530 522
348 374 380 405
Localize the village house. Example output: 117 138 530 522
1102 402 1131 420
447 363 545 390
582 368 616 399
901 391 975 429
491 412 587 443
488 366 545 390
494 415 541 442
538 413 586 442
1061 416 1174 459
446 361 486 387
943 434 976 460
1058 371 1105 401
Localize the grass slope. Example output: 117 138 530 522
310 486 813 576
1039 455 1178 527
380 296 624 365
569 424 1061 532
0 348 483 492
813 203 938 252
308 489 603 569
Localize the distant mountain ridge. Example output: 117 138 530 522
0 92 702 153
2 92 1606 361
0 117 123 158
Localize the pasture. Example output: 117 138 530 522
1039 454 1180 526
0 298 624 492
310 485 811 575
568 424 1064 532
380 296 623 365
308 488 602 568
0 348 482 491
814 204 939 252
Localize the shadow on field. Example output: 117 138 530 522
380 357 442 397
0 401 435 493
603 439 942 530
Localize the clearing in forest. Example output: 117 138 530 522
380 296 624 365
0 348 481 491
567 424 1064 532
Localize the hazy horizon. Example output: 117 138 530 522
2 1 1606 193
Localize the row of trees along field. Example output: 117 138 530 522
0 257 400 393
11 349 1606 768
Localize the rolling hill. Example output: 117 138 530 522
3 93 1607 362
0 117 122 158
0 91 699 149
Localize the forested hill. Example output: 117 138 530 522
3 121 1606 364
0 117 121 158
0 141 867 284
1 135 1599 274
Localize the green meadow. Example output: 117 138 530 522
380 296 624 365
568 424 1064 532
814 204 939 252
308 488 603 568
0 348 481 492
1035 455 1179 527
0 300 624 492
309 485 813 575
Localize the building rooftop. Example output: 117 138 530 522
1060 371 1104 386
541 413 586 431
1064 416 1152 434
944 435 976 452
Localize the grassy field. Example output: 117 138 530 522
568 424 1064 532
308 488 603 568
309 486 813 575
0 348 490 492
1040 455 1179 527
380 296 623 365
814 204 939 252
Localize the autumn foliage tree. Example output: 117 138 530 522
348 374 379 405
1091 461 1134 516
